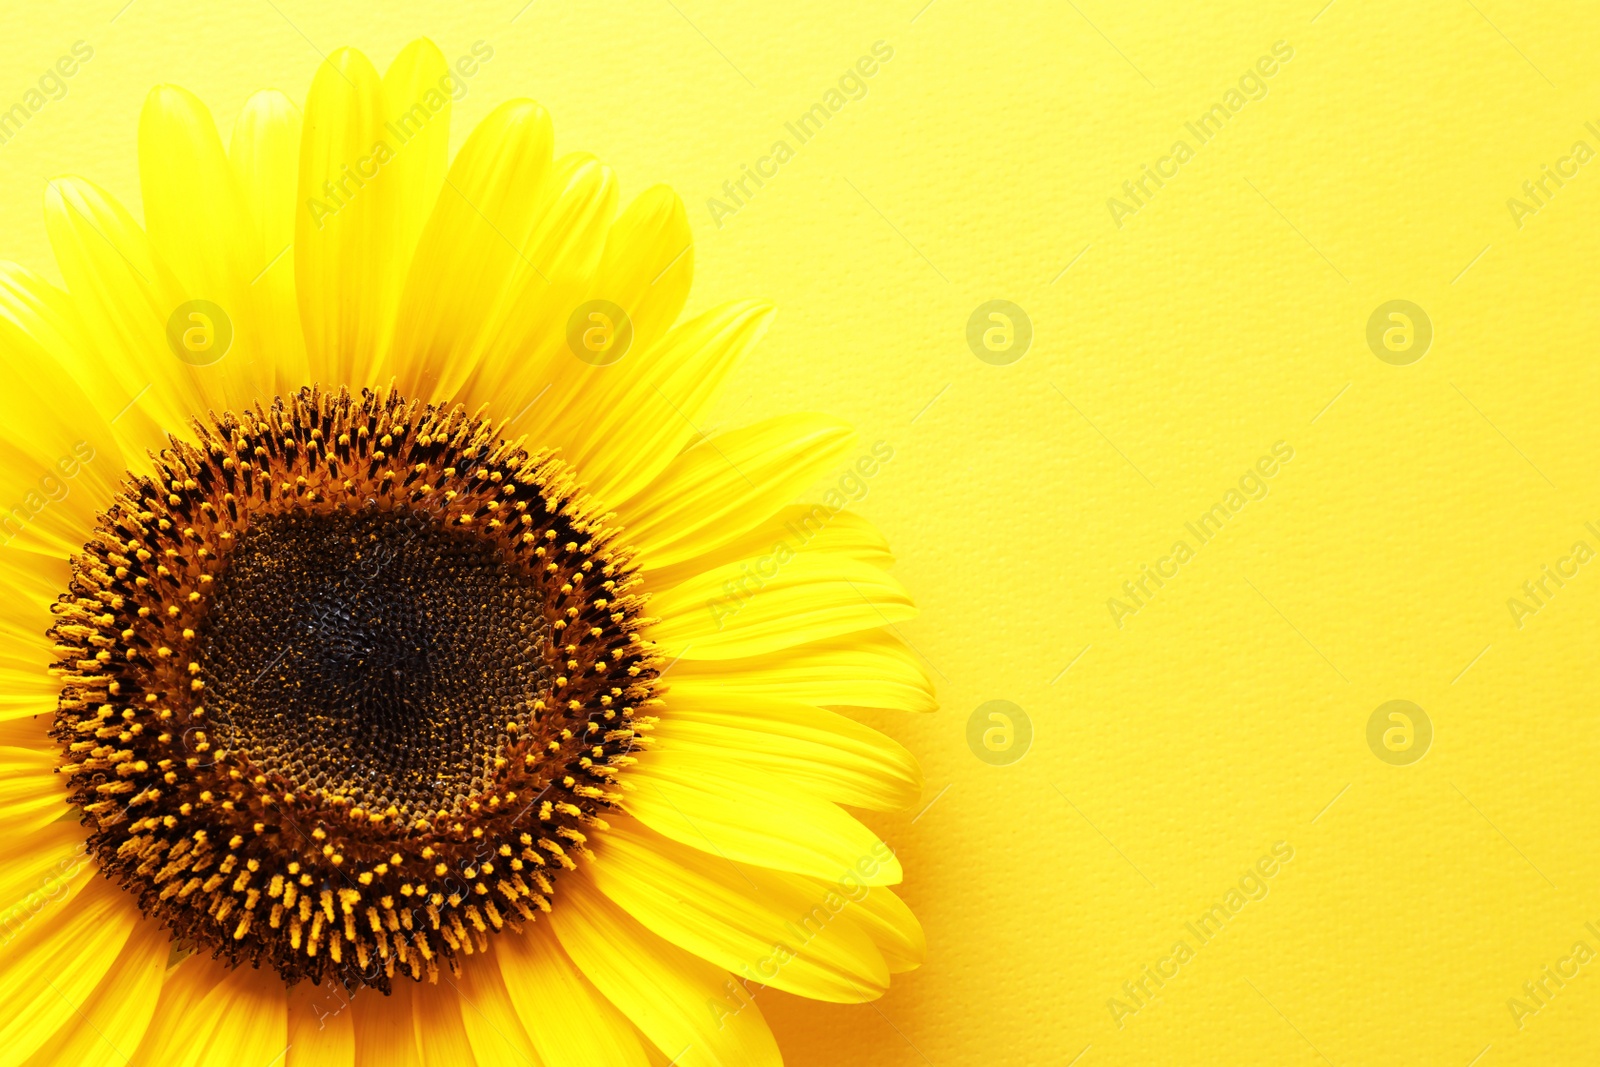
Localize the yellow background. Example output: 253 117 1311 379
5 1 1600 1064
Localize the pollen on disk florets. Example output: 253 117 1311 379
47 385 661 992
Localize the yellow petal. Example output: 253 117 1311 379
638 504 893 594
647 692 922 810
550 880 781 1067
0 717 48 750
230 90 302 259
386 100 554 402
0 260 134 514
669 628 936 713
648 553 916 660
379 40 452 296
40 178 211 441
352 979 421 1067
834 882 925 974
0 268 120 707
453 152 616 408
623 755 902 885
295 48 389 386
140 86 255 302
286 979 355 1067
496 920 648 1067
453 943 543 1066
411 979 475 1067
20 911 167 1067
588 820 890 1002
200 972 288 1066
624 414 854 569
138 85 272 406
541 301 774 506
0 745 67 835
229 89 307 394
126 949 206 1065
0 820 91 919
594 185 693 356
0 878 138 1067
130 951 287 1067
0 670 55 727
519 185 693 427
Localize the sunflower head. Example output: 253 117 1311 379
49 386 660 991
0 37 931 1067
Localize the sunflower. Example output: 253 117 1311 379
0 38 933 1067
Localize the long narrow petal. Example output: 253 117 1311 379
126 948 207 1065
286 979 355 1067
669 628 936 712
454 942 543 1066
0 272 106 719
0 821 92 920
496 920 648 1067
0 259 135 509
40 179 210 440
378 40 452 308
550 881 781 1067
229 89 308 394
588 821 890 1002
296 48 389 386
0 744 67 835
130 952 287 1067
835 882 925 974
648 553 916 660
623 414 854 568
0 878 139 1067
593 185 693 356
639 503 894 594
411 979 476 1066
139 85 272 407
515 186 693 430
140 86 257 306
453 152 616 408
646 692 921 810
386 100 554 402
20 910 167 1067
352 980 421 1067
230 90 302 261
623 756 902 885
540 300 773 507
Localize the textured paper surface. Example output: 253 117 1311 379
4 1 1599 1064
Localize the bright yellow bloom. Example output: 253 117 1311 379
0 39 930 1066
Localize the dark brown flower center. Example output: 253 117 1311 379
48 386 659 993
202 509 554 818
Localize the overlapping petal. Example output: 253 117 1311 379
0 35 930 1067
589 819 891 1002
669 627 937 712
623 753 903 885
551 880 782 1067
0 879 141 1067
130 951 287 1067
